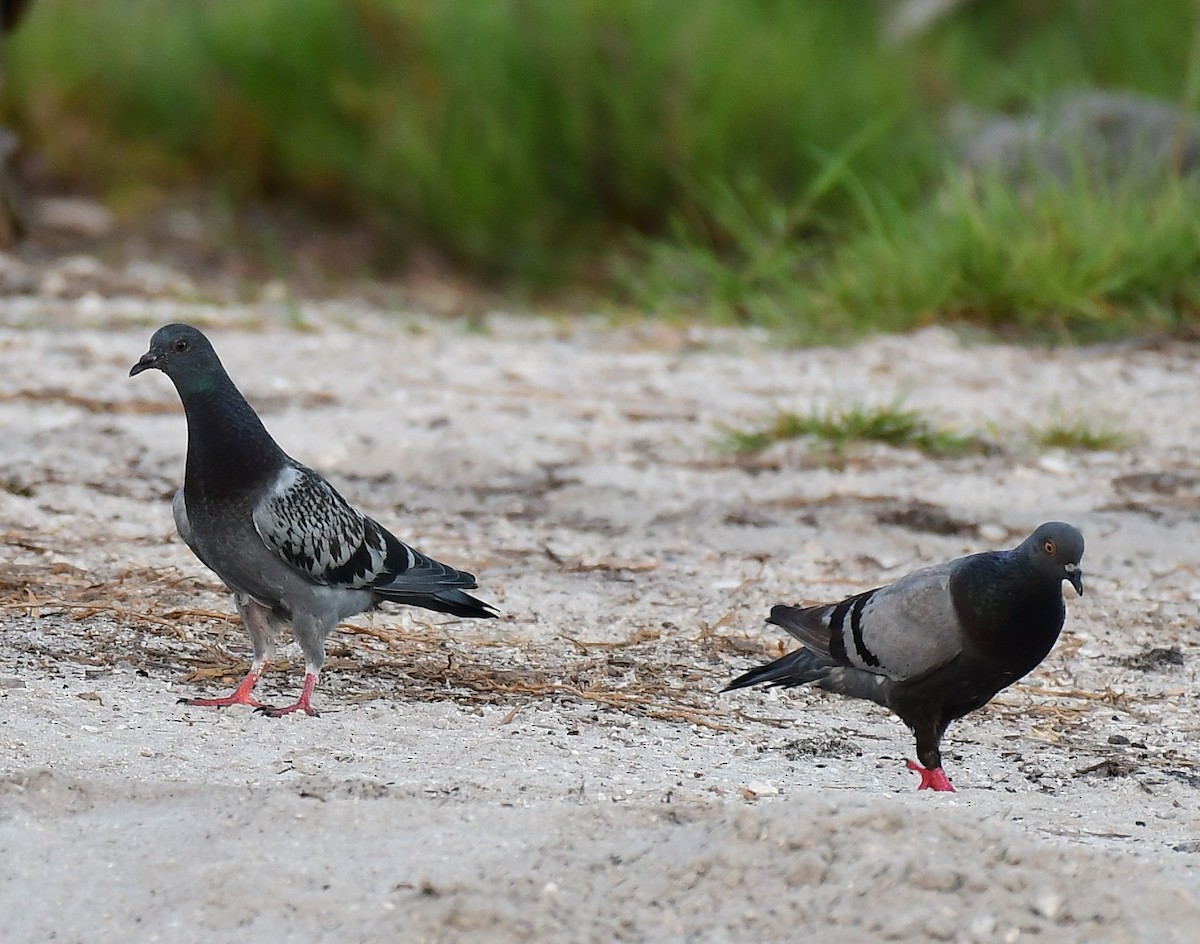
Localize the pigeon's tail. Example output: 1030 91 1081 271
725 648 890 708
766 603 837 658
385 587 498 620
723 647 834 692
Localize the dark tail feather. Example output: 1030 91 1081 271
389 588 498 619
767 603 836 659
723 648 834 692
767 603 816 633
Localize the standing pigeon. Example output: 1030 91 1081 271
130 323 497 716
725 523 1084 791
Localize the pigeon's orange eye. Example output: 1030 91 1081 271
1043 540 1055 555
173 339 190 354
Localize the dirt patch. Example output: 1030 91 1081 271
1117 646 1187 672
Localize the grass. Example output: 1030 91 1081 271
4 1 1200 337
725 401 1134 458
627 157 1200 342
804 171 1200 341
1031 411 1133 451
4 0 927 283
722 402 988 457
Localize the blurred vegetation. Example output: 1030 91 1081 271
720 402 990 457
1030 408 1133 451
4 0 1200 337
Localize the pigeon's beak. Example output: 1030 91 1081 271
1065 563 1083 596
129 351 158 377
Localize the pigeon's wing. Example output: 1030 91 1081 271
770 561 963 683
252 464 479 594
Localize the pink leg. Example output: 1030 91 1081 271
180 670 265 710
259 673 320 718
906 759 956 792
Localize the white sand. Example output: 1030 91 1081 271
2 300 1199 941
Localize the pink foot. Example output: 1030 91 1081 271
906 760 956 792
258 673 320 718
180 671 265 710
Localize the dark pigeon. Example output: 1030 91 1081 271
725 523 1085 791
131 323 497 716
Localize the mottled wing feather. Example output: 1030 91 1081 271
253 464 479 593
253 465 386 587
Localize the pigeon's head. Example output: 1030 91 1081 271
1022 521 1085 595
130 323 222 390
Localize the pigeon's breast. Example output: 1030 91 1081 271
949 565 1068 678
184 488 297 606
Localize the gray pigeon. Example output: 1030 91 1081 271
725 522 1084 791
131 323 497 716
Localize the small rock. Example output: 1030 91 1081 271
1032 892 1062 920
125 261 196 298
955 90 1200 188
923 914 956 941
36 197 114 237
978 523 1008 543
1037 455 1072 475
0 253 35 294
968 914 997 939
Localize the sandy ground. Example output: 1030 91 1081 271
2 291 1200 942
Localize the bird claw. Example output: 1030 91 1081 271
255 672 320 717
178 670 264 710
255 701 320 718
906 760 956 792
179 694 266 710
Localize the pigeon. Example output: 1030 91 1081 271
725 522 1085 791
130 323 497 716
